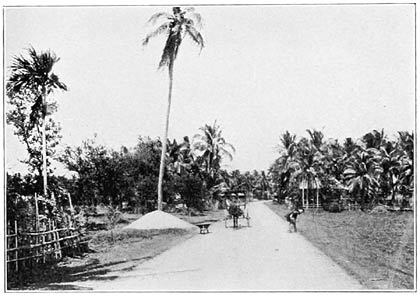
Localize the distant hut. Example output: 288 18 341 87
299 178 322 208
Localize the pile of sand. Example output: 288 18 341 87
123 210 196 230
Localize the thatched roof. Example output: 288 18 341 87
299 178 322 189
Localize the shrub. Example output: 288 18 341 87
328 201 342 213
175 174 206 212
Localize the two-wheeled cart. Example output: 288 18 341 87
223 191 251 228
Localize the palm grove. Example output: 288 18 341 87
269 129 414 211
6 7 414 229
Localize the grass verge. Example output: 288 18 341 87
265 201 414 290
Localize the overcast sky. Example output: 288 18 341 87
5 4 415 175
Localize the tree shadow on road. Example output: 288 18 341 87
8 255 152 291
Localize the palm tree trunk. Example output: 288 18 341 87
157 63 174 211
361 187 366 211
301 188 304 208
390 178 396 204
42 92 48 197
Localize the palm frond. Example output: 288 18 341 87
223 142 236 153
184 8 203 28
185 25 204 51
46 73 67 92
142 22 171 46
219 148 234 161
146 12 173 25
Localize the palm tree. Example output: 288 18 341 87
193 121 235 185
322 139 345 180
143 7 204 211
166 136 194 175
277 131 298 169
343 148 382 210
397 131 414 200
270 131 298 202
343 137 358 159
7 47 67 197
291 138 323 207
362 129 386 150
306 128 324 152
258 171 270 199
378 141 403 203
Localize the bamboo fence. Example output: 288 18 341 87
6 219 87 274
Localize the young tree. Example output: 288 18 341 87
7 84 63 192
143 7 204 211
7 47 67 197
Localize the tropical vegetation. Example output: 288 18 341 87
6 47 67 198
269 129 414 210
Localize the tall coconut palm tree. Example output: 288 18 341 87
7 47 67 197
143 7 204 211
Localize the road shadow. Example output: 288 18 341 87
8 255 153 291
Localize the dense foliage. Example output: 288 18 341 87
7 121 237 223
268 129 414 210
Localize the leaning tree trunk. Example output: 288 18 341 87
42 91 48 197
157 63 174 211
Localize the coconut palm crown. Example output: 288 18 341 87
143 7 204 70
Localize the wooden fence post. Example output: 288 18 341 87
316 189 319 210
14 221 18 272
68 193 74 214
41 230 46 264
301 188 304 208
34 193 39 232
53 220 62 260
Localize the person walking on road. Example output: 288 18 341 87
285 208 304 232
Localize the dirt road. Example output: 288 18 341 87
68 201 364 291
